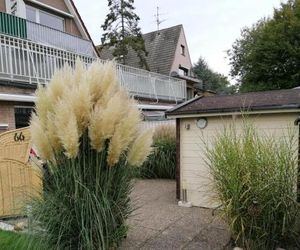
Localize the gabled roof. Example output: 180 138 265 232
98 25 183 75
166 89 300 116
68 0 99 57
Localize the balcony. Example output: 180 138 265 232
0 32 186 102
0 11 95 57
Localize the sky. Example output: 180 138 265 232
73 0 287 80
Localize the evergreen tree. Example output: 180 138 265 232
101 0 148 69
193 57 236 94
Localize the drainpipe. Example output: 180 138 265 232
294 116 300 202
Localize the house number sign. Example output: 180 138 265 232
14 132 25 142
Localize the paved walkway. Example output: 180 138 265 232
120 179 231 250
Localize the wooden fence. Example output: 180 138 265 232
0 127 41 218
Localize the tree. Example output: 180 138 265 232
228 0 300 92
101 0 148 69
193 57 236 94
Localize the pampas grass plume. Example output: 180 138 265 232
127 130 153 167
54 100 79 158
35 86 52 128
30 113 54 160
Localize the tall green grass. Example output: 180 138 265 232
206 123 300 249
140 125 176 179
28 135 133 249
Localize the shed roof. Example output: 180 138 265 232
166 89 300 116
98 25 182 75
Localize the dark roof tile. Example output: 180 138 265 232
98 25 182 75
166 89 300 116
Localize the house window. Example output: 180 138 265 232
180 45 185 56
179 66 188 76
15 107 34 129
26 5 64 31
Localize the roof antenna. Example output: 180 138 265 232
154 6 167 33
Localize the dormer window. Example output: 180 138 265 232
26 5 64 31
180 44 185 56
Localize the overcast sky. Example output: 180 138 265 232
73 0 287 80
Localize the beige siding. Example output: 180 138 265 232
180 112 299 208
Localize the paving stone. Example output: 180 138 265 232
183 240 211 250
120 180 231 250
140 233 188 250
119 225 159 249
126 225 159 244
192 225 231 250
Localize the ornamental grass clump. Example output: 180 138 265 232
206 122 299 250
140 125 176 179
29 60 152 249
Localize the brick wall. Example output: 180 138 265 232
0 0 5 12
0 102 15 132
0 85 36 95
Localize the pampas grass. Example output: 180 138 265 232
127 131 153 166
29 60 153 249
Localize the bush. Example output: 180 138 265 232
139 125 176 179
206 123 299 249
29 61 152 249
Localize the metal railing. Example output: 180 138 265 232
116 63 186 101
26 21 95 57
0 33 186 101
0 11 95 57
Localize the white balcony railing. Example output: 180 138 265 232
0 11 95 57
0 33 186 102
26 21 96 57
116 63 186 101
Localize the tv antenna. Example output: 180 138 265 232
154 6 167 31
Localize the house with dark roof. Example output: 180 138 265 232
166 88 300 208
98 24 204 100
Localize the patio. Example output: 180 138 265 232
120 179 231 249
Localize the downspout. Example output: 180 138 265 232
294 116 300 202
176 118 180 200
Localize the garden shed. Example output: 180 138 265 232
166 89 300 208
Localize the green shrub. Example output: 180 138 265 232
140 125 176 179
29 61 152 249
206 122 299 249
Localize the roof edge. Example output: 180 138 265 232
68 0 100 57
166 104 300 117
166 95 203 113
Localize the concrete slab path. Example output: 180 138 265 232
120 179 231 250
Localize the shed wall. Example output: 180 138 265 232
180 112 299 208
